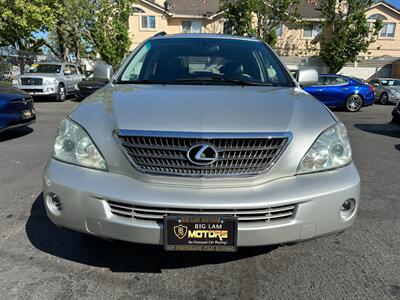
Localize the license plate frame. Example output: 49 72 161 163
164 215 238 252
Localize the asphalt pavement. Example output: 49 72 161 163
0 99 399 299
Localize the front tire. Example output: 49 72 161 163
56 84 66 102
344 94 363 112
380 93 389 105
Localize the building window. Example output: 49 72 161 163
303 24 322 38
141 16 156 29
182 20 202 33
380 23 396 38
275 25 283 37
367 14 387 20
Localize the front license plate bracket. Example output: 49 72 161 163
164 215 238 252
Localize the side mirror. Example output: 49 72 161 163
93 64 113 81
297 68 318 87
373 83 379 87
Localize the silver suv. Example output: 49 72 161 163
43 34 360 252
13 62 85 101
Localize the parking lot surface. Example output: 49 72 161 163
0 100 399 299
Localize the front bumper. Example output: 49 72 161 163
0 117 36 133
43 159 361 247
14 84 57 96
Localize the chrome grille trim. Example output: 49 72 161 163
107 200 296 223
115 130 292 177
21 78 43 85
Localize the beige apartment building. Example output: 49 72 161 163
128 0 400 59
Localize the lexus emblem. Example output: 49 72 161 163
187 144 218 166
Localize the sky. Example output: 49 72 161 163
385 0 400 9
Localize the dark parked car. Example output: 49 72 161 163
77 75 109 100
77 64 113 100
303 74 375 112
0 85 36 133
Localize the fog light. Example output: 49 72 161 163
340 199 356 219
47 193 62 211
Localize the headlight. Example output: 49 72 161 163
54 118 107 170
297 122 352 174
44 78 57 85
12 78 20 85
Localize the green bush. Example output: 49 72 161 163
0 80 12 86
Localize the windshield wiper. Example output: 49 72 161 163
174 77 274 86
115 77 279 86
115 79 169 84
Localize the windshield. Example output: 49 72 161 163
381 79 400 87
28 64 62 74
118 38 293 87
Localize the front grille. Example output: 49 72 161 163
116 131 290 177
10 97 32 104
21 78 43 85
107 201 296 223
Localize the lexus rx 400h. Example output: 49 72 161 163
44 34 360 252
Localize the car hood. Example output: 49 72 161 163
0 85 30 102
69 84 337 186
72 84 335 132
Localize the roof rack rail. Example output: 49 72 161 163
153 31 167 37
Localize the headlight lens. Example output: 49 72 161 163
297 122 352 174
44 78 57 85
12 78 20 85
54 118 107 170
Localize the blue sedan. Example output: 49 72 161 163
303 74 375 112
0 85 36 133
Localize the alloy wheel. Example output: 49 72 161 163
346 95 362 112
380 93 388 105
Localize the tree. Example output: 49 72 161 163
221 0 301 46
88 0 135 67
43 0 95 62
319 0 382 73
0 0 56 50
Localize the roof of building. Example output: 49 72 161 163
168 0 221 17
151 33 259 41
300 0 321 20
140 0 398 20
369 0 400 15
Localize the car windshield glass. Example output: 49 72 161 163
118 38 293 87
28 64 61 73
381 79 400 86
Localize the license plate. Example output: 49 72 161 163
164 215 238 252
22 110 33 119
